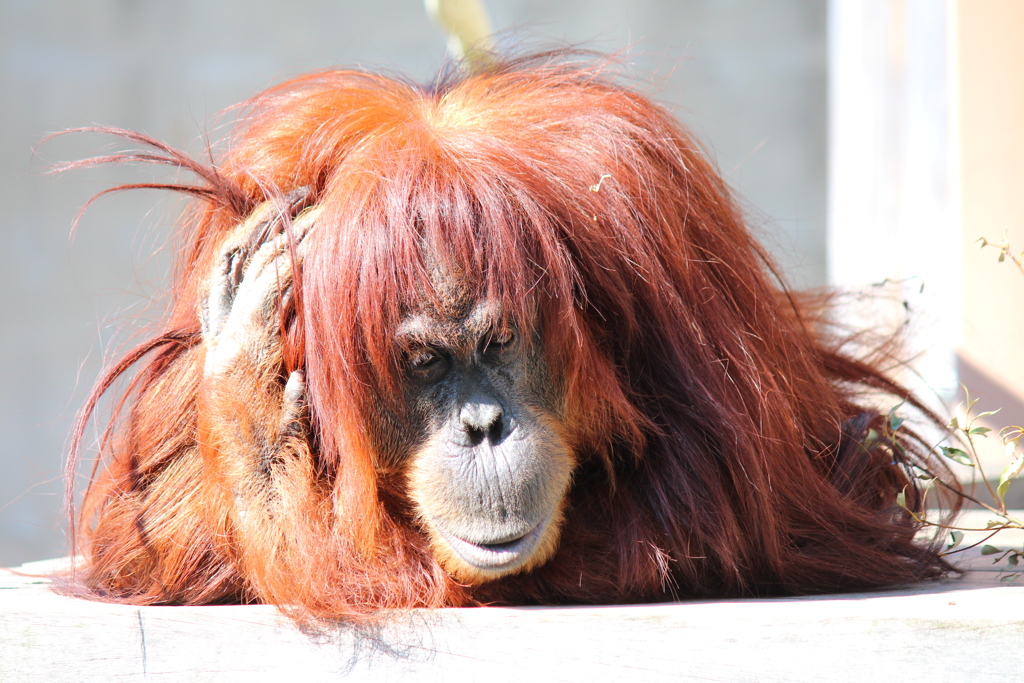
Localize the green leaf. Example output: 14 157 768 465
895 489 907 510
1009 553 1019 568
970 426 991 436
997 452 1024 504
940 446 974 466
981 545 1001 556
865 428 880 444
889 413 905 432
946 530 964 550
948 416 960 430
1002 452 1024 480
976 409 1001 420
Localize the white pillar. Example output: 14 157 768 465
827 0 961 403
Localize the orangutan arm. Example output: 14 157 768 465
197 196 323 551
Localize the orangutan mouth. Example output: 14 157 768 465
437 515 551 571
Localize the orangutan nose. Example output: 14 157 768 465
460 399 506 446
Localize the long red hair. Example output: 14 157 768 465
68 53 959 618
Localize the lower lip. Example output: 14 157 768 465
437 516 550 571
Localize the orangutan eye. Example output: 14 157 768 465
407 347 450 383
480 328 517 361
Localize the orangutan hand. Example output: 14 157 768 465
200 191 317 440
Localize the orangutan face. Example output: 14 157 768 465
395 298 574 584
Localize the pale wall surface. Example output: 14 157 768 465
0 0 828 565
956 0 1024 427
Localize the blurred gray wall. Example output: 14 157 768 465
0 0 827 565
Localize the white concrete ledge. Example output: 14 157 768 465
2 513 1022 683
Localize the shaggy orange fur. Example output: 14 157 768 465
66 54 959 620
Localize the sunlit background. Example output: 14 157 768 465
1 0 1020 566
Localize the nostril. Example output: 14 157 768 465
466 426 486 447
488 419 503 443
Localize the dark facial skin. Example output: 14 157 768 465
396 299 575 584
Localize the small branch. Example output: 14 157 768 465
941 529 1003 556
